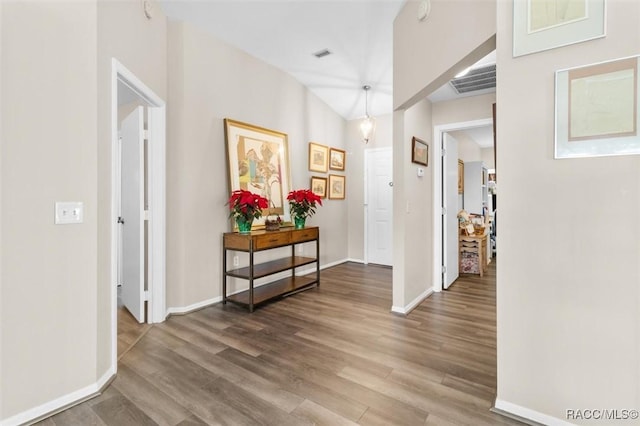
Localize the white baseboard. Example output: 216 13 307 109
166 296 222 316
494 399 574 426
1 367 115 426
391 288 433 315
346 258 365 264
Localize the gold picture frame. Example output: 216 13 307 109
328 174 346 200
329 147 346 171
310 176 327 199
224 118 292 229
308 142 329 173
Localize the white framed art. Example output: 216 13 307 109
555 55 640 159
513 0 606 57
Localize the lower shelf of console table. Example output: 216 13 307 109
222 227 320 312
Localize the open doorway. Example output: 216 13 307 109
432 118 494 292
111 59 166 367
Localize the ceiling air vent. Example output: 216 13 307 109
449 64 496 94
313 49 332 58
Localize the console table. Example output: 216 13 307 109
222 226 320 312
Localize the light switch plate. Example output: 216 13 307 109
55 202 83 225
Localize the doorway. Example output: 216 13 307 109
111 59 166 369
432 118 493 292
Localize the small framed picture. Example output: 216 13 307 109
411 137 428 166
310 176 327 198
328 174 346 200
308 142 329 173
329 147 346 171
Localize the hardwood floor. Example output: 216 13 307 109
38 259 523 426
117 307 152 360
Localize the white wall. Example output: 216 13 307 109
346 113 393 262
496 0 640 422
166 22 348 308
449 131 482 162
1 1 98 420
392 98 433 311
481 148 494 169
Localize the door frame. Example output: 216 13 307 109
111 58 166 368
432 118 492 292
364 146 393 265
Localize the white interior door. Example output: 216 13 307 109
443 133 459 289
366 148 393 266
120 106 145 322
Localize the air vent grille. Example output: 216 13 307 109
450 64 496 94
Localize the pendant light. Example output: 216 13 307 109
359 85 376 144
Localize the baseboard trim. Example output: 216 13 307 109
346 257 365 264
493 399 573 426
391 288 433 315
166 296 223 316
1 368 115 426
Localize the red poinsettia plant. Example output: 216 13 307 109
227 189 269 221
287 189 323 219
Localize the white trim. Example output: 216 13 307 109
111 59 167 379
391 288 433 315
346 257 365 264
494 399 574 426
432 118 493 293
166 297 223 316
0 368 115 426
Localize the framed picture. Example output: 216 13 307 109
555 55 640 159
328 174 346 200
411 137 428 166
308 142 329 173
329 147 346 171
310 176 327 199
458 159 464 194
513 0 606 57
224 119 292 229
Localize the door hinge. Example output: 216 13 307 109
144 290 150 301
144 210 150 221
442 265 447 274
441 148 446 157
143 129 149 140
117 216 125 225
442 206 447 216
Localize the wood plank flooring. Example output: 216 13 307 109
38 259 523 426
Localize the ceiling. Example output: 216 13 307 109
157 0 495 146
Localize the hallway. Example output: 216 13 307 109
38 260 522 425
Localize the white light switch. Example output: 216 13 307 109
417 167 424 177
55 202 83 225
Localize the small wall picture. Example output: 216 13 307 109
308 142 329 173
329 147 346 171
310 176 327 199
411 137 428 166
458 159 464 194
328 174 346 200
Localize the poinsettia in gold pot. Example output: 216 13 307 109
287 189 322 229
227 189 268 233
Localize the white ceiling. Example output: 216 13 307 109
157 0 495 149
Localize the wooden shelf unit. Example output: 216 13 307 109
222 226 320 312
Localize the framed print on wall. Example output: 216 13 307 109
329 147 346 171
224 118 292 229
411 137 429 166
310 176 327 199
555 55 640 159
308 142 329 173
513 0 606 57
328 174 346 200
458 159 464 194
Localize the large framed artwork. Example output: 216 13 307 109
555 55 640 159
224 119 292 228
513 0 605 57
